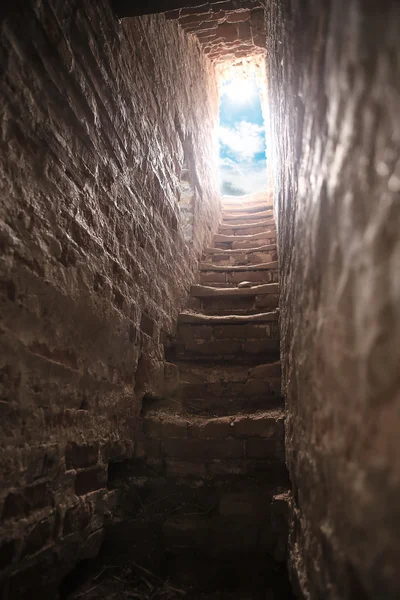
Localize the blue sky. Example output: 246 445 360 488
219 78 267 196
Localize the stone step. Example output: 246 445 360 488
203 244 277 267
188 283 279 315
214 230 276 250
177 311 280 325
143 408 285 448
172 310 279 362
111 462 289 558
219 218 275 237
222 209 274 223
222 203 273 215
199 261 278 287
175 361 282 413
222 200 273 213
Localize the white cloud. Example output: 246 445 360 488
219 157 268 196
219 121 265 160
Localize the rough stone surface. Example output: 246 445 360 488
0 0 220 593
164 1 266 64
267 0 400 598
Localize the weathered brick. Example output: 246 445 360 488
164 362 180 396
200 272 227 284
78 530 104 561
229 270 270 284
163 438 243 460
250 362 281 378
191 417 232 438
184 340 241 356
234 415 283 438
143 439 161 459
214 323 270 339
75 468 107 496
242 379 272 397
246 439 280 460
160 419 187 439
140 313 155 338
2 484 53 521
143 417 162 438
165 460 206 478
243 339 279 355
214 22 238 42
226 10 251 23
63 502 92 536
22 517 54 557
65 442 98 470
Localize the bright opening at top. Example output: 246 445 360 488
219 76 267 197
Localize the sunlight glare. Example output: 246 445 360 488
223 78 257 105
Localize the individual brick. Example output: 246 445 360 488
140 313 155 337
243 339 279 355
143 417 162 439
246 439 281 460
160 418 188 439
250 362 281 378
184 340 241 356
162 438 243 460
213 323 270 339
164 362 180 396
234 414 284 438
75 468 107 496
2 483 53 521
22 517 54 557
63 502 92 536
65 442 98 470
165 460 206 478
191 417 232 438
242 379 272 397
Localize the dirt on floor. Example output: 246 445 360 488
65 553 294 600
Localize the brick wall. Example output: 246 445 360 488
267 0 400 598
0 1 220 595
165 0 266 64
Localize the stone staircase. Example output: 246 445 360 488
108 193 290 586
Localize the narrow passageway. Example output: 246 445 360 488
1 0 399 599
68 191 293 599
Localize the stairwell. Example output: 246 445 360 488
104 192 292 595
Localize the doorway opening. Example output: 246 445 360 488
218 61 269 199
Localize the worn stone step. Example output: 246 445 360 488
214 230 277 250
175 310 278 346
199 261 278 287
107 462 289 560
222 203 273 215
162 481 288 557
214 230 276 245
222 208 274 223
188 283 279 315
222 199 273 213
144 408 284 443
191 283 279 298
203 244 278 267
173 313 279 360
175 361 282 413
172 337 279 362
177 311 280 325
219 219 275 237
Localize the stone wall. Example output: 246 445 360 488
164 1 266 64
0 1 220 596
267 0 400 598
